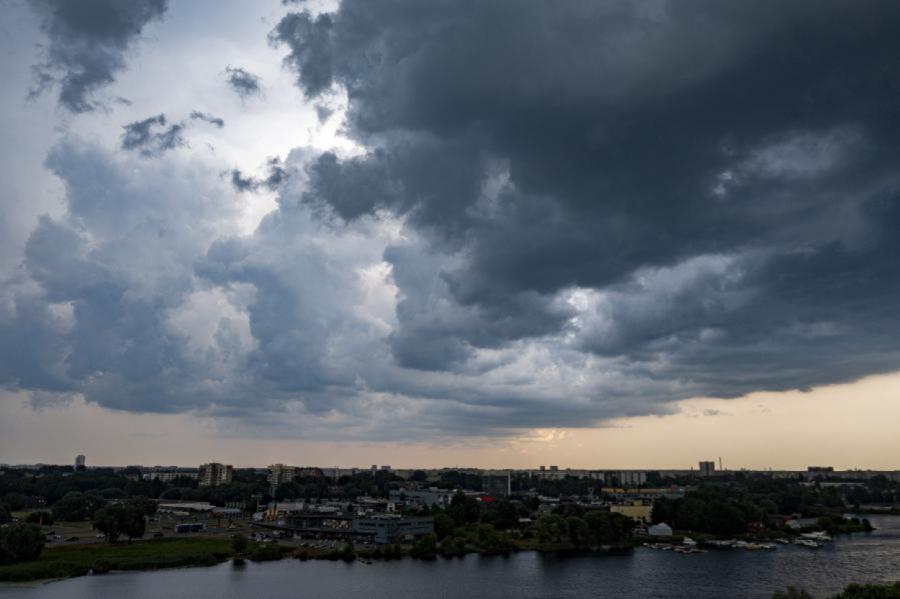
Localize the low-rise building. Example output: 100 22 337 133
142 468 199 483
390 487 455 508
610 502 653 524
352 514 434 544
482 472 511 497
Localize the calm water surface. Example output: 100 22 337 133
3 516 899 598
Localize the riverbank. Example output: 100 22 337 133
0 521 877 584
0 538 231 583
3 524 900 599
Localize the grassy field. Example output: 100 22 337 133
0 537 232 582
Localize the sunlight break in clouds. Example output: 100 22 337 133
1 0 900 464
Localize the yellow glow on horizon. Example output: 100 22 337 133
1 371 899 471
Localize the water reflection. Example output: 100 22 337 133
1 517 898 599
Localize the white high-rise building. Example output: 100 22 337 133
198 462 233 487
267 464 297 491
74 454 86 469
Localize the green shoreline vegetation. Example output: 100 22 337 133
0 537 231 582
1 465 896 584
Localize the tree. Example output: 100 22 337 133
536 514 569 545
340 540 357 561
52 491 89 521
0 523 44 565
92 503 146 542
447 492 481 526
231 533 248 555
410 533 437 559
583 511 632 546
0 503 10 525
439 535 463 557
652 497 677 524
1 493 26 512
25 511 53 526
483 499 519 530
433 511 455 540
566 517 591 549
475 524 501 551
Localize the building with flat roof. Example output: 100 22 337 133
352 515 434 544
610 502 653 524
482 472 511 497
389 488 454 508
74 454 85 469
198 463 233 487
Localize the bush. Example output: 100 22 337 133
91 559 111 574
410 533 437 559
245 543 286 562
439 536 465 557
0 504 10 525
0 523 45 565
340 540 356 561
230 534 248 555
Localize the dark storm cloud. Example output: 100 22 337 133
189 111 225 128
7 0 900 441
230 158 289 192
120 114 185 156
224 65 262 99
270 11 333 97
271 1 900 397
28 0 167 112
121 111 224 156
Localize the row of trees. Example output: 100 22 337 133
652 488 765 535
536 511 633 548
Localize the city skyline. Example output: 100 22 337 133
2 1 900 470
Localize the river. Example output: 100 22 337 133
2 516 899 598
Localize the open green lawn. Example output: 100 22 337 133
0 537 232 582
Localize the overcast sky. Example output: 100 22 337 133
2 0 900 468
